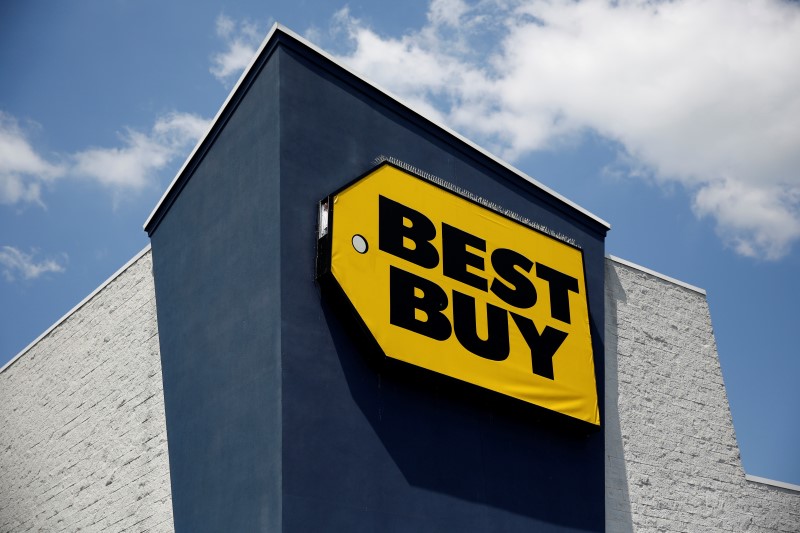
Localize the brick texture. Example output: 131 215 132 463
605 258 800 532
0 249 174 533
3 249 797 532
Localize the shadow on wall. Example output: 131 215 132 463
320 280 605 531
604 263 635 533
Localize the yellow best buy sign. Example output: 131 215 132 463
318 163 599 425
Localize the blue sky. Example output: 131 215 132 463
1 0 799 486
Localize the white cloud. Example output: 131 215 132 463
1 17 226 209
210 14 265 84
0 246 66 282
0 113 65 206
694 179 800 260
0 110 208 206
330 0 800 260
428 0 471 28
72 112 208 190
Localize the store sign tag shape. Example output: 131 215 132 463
317 163 599 425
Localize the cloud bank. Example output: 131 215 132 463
330 0 800 260
4 5 799 261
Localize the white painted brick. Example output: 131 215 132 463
606 257 800 532
0 250 174 533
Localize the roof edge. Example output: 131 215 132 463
0 245 152 375
271 25 611 230
144 23 610 234
745 474 800 493
144 23 283 232
606 254 706 295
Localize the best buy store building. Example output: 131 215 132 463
1 26 798 533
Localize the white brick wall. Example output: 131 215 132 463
2 248 797 532
605 257 800 532
0 248 174 533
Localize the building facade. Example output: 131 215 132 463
1 25 798 532
3 249 797 531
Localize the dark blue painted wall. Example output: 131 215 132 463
148 29 607 533
277 42 606 533
148 50 283 532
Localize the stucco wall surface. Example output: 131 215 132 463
605 258 800 533
0 249 174 533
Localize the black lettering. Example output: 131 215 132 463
452 290 509 361
389 266 451 341
510 313 568 380
442 223 487 291
489 248 537 309
535 263 579 324
379 195 439 268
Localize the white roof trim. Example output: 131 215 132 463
606 254 706 295
0 245 153 375
144 23 610 232
746 474 800 493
